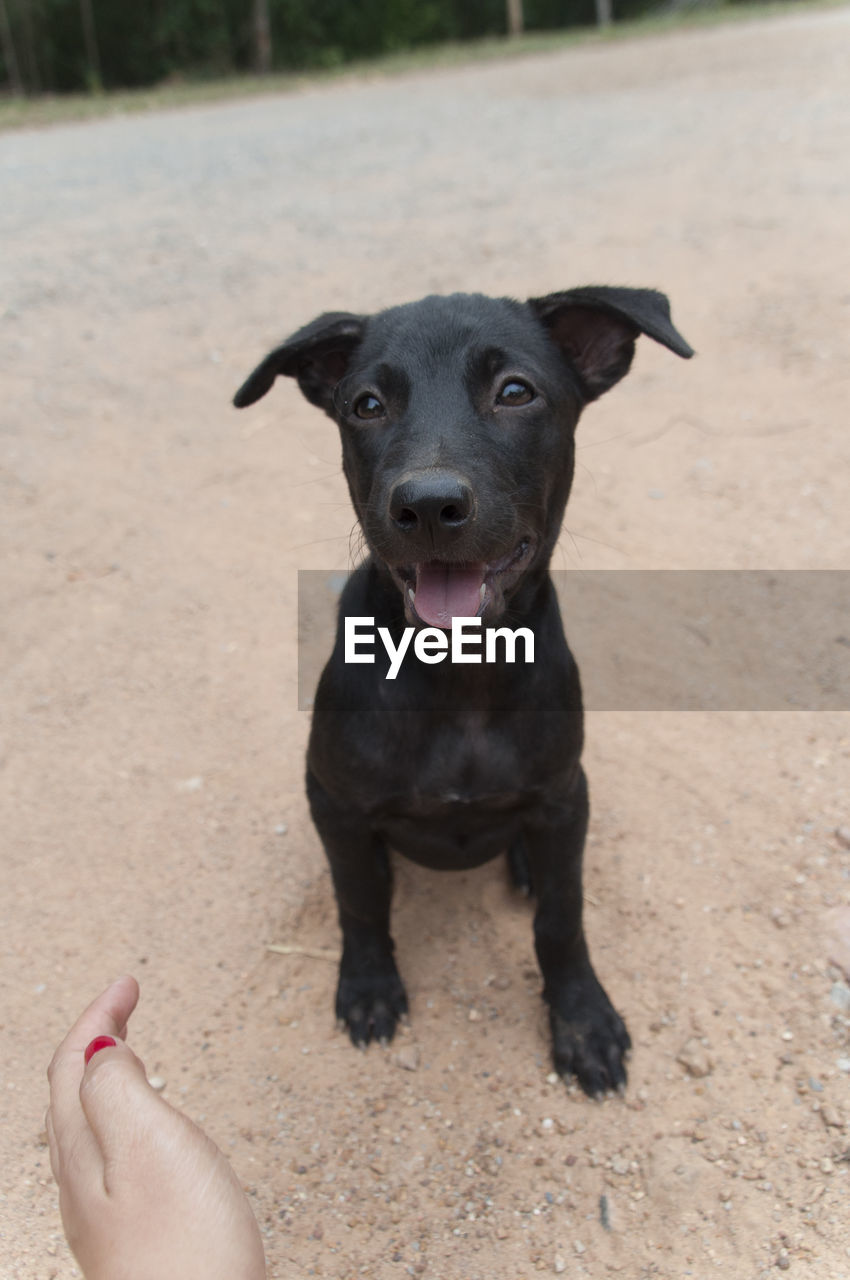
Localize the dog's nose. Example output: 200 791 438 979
389 471 474 537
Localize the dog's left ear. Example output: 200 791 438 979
528 287 694 402
233 311 366 414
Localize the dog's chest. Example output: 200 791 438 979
386 711 539 815
373 714 537 868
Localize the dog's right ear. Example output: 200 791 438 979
233 312 366 414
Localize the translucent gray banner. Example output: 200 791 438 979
297 570 849 711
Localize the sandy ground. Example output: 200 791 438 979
3 8 850 1277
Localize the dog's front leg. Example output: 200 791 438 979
307 769 408 1047
524 767 631 1097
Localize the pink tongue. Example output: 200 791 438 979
413 562 486 628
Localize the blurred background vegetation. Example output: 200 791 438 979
0 0 801 96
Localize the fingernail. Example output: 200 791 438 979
84 1036 116 1064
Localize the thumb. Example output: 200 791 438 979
79 1034 171 1160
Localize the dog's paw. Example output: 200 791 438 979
548 979 631 1098
336 970 409 1048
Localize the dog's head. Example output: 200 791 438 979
235 288 692 627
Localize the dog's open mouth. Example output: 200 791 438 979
398 539 535 629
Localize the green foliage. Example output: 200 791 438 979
0 0 741 95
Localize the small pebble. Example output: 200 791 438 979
599 1194 611 1231
275 823 288 836
395 1045 420 1072
677 1038 714 1078
820 1105 844 1129
554 1256 566 1274
835 825 850 850
829 983 850 1013
148 1076 166 1091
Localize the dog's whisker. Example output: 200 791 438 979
290 474 346 489
574 460 600 497
576 430 634 451
559 529 584 567
288 534 357 553
562 528 623 555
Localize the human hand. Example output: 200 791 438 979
46 976 266 1280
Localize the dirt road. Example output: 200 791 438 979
2 8 850 1276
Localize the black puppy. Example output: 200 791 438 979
235 288 692 1096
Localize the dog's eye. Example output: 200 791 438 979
497 379 534 407
353 394 385 420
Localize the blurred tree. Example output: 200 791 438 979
253 0 271 71
0 0 22 92
78 0 101 88
507 0 524 36
16 0 43 92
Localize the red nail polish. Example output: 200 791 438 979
84 1036 116 1064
